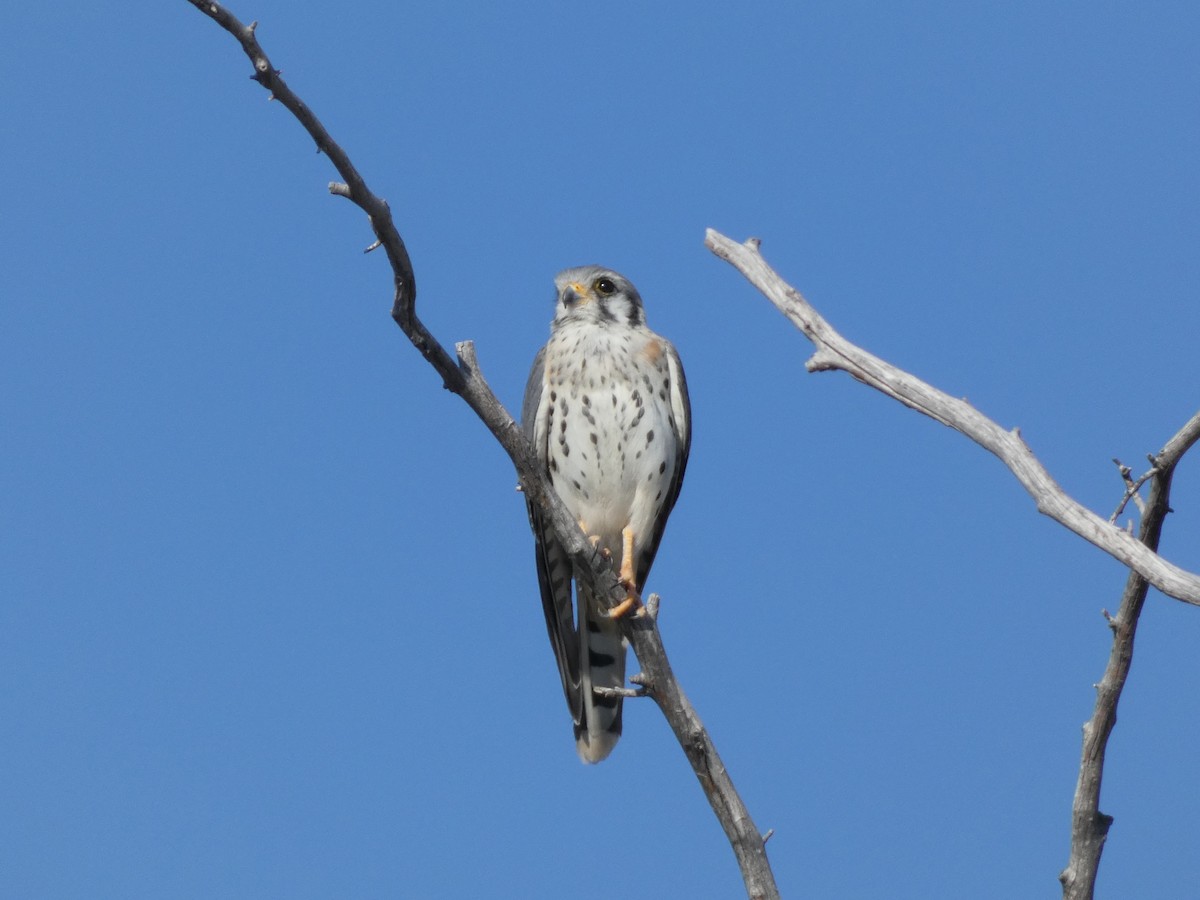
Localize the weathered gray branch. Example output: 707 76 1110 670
706 228 1200 895
185 5 778 898
706 229 1200 607
1059 411 1200 899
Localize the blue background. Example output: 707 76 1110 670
3 2 1199 897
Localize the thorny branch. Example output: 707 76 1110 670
1060 411 1200 899
706 230 1200 608
185 5 778 899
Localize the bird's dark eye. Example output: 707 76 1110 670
594 277 616 295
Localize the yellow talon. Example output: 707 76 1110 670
609 593 640 619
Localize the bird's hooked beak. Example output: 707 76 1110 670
562 281 591 307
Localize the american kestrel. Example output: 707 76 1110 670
522 266 691 763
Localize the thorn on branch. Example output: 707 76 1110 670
645 592 661 621
364 239 382 254
762 828 775 844
630 672 655 694
455 340 479 376
806 348 840 373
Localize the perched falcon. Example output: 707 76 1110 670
522 266 691 763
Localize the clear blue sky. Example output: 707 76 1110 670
3 2 1199 897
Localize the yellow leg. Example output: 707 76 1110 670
609 526 641 619
619 526 636 587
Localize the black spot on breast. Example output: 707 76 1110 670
646 430 655 445
550 458 558 472
590 433 598 444
659 461 666 474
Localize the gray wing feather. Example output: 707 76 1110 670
635 338 692 591
522 346 583 725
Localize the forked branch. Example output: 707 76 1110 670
706 229 1200 607
185 5 777 898
1060 412 1200 899
706 228 1200 896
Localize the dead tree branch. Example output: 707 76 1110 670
184 5 778 898
706 229 1200 608
1059 411 1200 899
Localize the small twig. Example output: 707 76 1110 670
1109 458 1156 523
594 685 648 699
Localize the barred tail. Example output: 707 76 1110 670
575 587 627 763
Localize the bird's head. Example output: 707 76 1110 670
552 266 646 328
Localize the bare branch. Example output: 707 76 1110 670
1060 412 1200 898
186 5 778 898
706 228 1200 607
